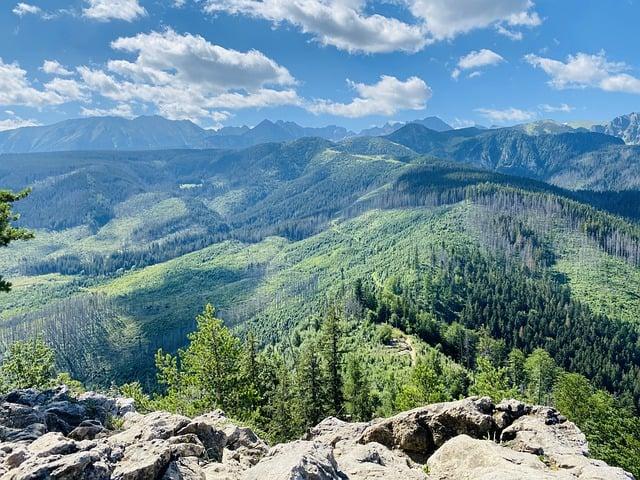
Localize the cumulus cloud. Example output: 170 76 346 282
0 58 82 107
309 75 431 118
75 29 300 121
405 0 540 40
205 0 427 54
80 104 135 118
83 0 147 22
12 2 41 16
525 51 640 94
475 107 536 123
0 113 40 131
452 49 505 79
204 0 541 53
539 103 573 113
41 60 74 76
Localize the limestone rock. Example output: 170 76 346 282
426 434 570 480
109 412 191 447
69 420 108 441
177 414 227 462
333 441 426 480
359 397 496 458
162 458 206 480
243 440 344 480
111 439 173 480
222 425 268 468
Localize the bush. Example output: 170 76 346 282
0 337 56 392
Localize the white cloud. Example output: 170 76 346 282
539 103 573 113
0 114 40 131
476 107 536 123
83 0 146 22
452 49 505 79
41 60 74 76
76 29 300 122
525 51 640 94
0 58 80 107
44 78 87 102
406 0 540 40
12 2 41 16
203 0 542 53
309 75 431 118
495 24 523 40
80 104 135 118
205 0 427 54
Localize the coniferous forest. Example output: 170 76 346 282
2 127 640 476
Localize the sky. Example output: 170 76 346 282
1 0 639 131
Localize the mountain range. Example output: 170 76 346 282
0 115 453 153
2 107 640 475
2 112 640 155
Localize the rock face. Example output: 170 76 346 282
593 112 640 145
0 387 633 480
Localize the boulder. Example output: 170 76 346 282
0 403 46 430
177 414 227 462
333 441 426 480
359 397 496 458
501 406 634 479
69 419 108 441
111 439 174 480
306 417 369 446
0 423 47 443
109 411 191 447
162 458 206 480
27 432 78 457
426 434 570 480
243 440 344 480
2 449 108 480
222 425 268 468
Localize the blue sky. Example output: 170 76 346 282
1 0 639 131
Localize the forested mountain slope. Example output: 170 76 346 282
386 123 640 190
2 139 640 411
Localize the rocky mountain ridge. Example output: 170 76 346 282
592 112 640 145
0 387 632 479
0 116 452 154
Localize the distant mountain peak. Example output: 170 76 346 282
592 112 640 145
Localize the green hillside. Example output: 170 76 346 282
2 141 640 405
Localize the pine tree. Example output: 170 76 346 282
343 353 373 421
470 356 517 402
295 340 327 428
155 305 248 415
507 348 527 393
0 189 33 292
525 348 558 405
0 337 56 391
320 308 343 416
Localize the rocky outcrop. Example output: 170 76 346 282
0 387 633 480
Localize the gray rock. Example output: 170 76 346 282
222 425 268 468
427 434 569 480
359 397 496 458
109 411 191 447
0 403 46 430
163 458 206 480
177 414 227 462
111 439 173 480
28 432 78 457
333 441 426 479
244 440 345 480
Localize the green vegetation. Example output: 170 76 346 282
2 138 640 475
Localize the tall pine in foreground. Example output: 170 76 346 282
320 308 344 416
0 189 33 292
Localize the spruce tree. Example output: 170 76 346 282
343 353 373 421
320 308 344 416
